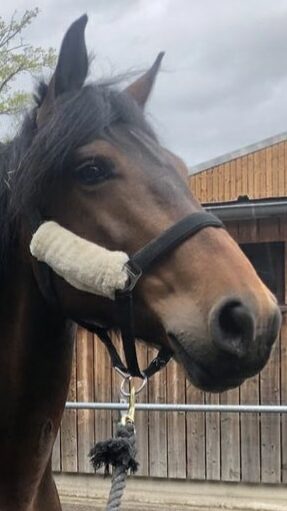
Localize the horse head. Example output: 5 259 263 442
12 15 281 393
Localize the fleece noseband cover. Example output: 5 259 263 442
30 221 129 300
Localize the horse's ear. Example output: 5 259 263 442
37 15 88 126
125 52 164 108
54 14 88 96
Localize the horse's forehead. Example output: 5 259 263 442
76 139 119 159
75 135 189 192
76 136 162 171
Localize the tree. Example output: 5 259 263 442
0 8 56 116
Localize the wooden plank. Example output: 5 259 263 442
247 153 254 199
266 146 273 198
186 383 205 480
226 221 239 241
76 328 95 473
259 149 266 198
260 333 281 483
279 217 287 241
235 158 242 198
61 342 78 472
166 359 186 479
52 429 61 472
205 393 220 480
111 332 124 436
148 347 168 478
218 164 224 202
189 175 194 196
191 174 200 201
197 174 203 201
94 334 112 443
281 246 287 482
280 311 287 482
278 141 285 197
200 171 207 203
237 209 281 484
257 217 280 242
134 343 149 476
253 150 261 199
237 198 258 244
240 375 260 482
220 388 240 481
230 160 236 201
223 162 231 202
206 168 213 203
242 155 249 197
212 167 219 202
237 220 257 244
271 144 279 197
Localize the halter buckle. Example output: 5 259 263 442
121 261 142 293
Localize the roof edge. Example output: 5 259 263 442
205 197 287 221
189 131 287 175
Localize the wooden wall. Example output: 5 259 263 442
52 216 287 484
190 141 287 202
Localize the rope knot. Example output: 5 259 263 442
90 422 138 476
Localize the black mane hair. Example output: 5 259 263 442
0 78 160 282
0 112 37 278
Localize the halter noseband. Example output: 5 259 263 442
31 211 223 379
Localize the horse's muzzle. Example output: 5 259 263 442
208 295 281 360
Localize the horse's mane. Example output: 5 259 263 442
0 78 160 282
0 113 36 279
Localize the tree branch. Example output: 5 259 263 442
0 9 38 49
0 9 55 117
0 64 25 94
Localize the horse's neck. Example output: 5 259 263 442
0 257 74 510
0 256 74 407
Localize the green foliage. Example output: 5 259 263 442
0 8 56 116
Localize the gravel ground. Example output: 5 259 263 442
56 473 287 511
63 506 93 511
62 505 101 511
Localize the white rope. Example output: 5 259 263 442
30 221 129 300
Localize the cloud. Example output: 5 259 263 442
1 0 287 168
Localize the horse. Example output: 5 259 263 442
0 14 281 511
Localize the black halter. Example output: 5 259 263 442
31 211 223 379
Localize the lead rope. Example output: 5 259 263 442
90 379 140 510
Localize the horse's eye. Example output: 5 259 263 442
73 157 115 186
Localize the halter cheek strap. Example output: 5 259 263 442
114 212 224 377
30 211 224 379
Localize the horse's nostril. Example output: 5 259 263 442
211 299 255 358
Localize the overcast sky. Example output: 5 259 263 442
2 0 287 168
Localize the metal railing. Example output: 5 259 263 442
66 402 287 413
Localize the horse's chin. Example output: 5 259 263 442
185 362 245 393
168 333 246 393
